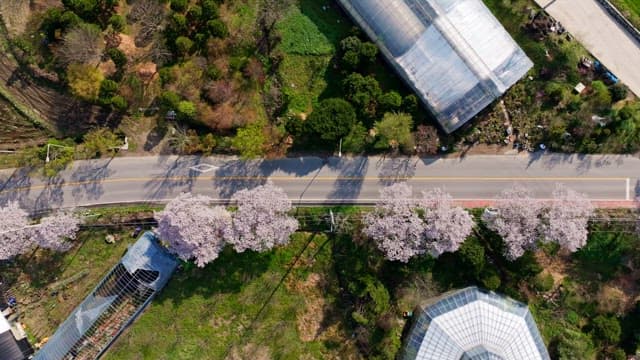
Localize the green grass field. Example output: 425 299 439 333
105 233 360 359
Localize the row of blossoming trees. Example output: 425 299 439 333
154 182 299 267
0 202 81 260
0 181 597 267
363 182 595 263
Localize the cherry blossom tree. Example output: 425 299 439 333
0 201 31 260
362 183 425 262
35 210 81 252
155 193 232 267
419 188 474 257
543 184 594 252
482 184 543 260
1 202 81 260
228 182 298 253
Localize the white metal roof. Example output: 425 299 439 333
0 311 11 334
402 287 550 360
337 0 533 133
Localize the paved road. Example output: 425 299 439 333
535 0 640 96
0 154 638 212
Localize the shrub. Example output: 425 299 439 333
107 48 127 69
207 19 228 38
177 100 197 120
108 14 125 32
533 272 554 292
610 84 628 102
99 79 119 99
342 122 368 153
159 91 181 110
170 0 188 12
591 80 612 111
232 121 267 158
110 95 128 111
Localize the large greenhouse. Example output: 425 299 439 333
337 0 533 133
34 232 178 360
401 287 550 360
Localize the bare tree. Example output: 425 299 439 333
363 183 426 262
414 125 440 155
128 0 166 47
155 193 232 267
419 188 474 257
483 184 543 260
228 182 298 253
543 184 594 252
57 23 104 66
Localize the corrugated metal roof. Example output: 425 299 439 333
0 329 25 360
337 0 533 133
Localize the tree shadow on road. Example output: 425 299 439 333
325 157 369 203
33 175 65 212
0 167 32 207
70 158 115 202
144 156 201 201
212 157 325 199
376 155 417 186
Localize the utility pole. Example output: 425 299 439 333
338 138 342 158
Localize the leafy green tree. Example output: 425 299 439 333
403 94 419 113
232 121 267 158
305 98 357 143
378 91 402 113
554 328 595 360
359 42 378 63
108 14 125 32
343 73 381 117
340 36 362 68
592 315 621 345
81 128 121 158
374 112 414 152
175 36 194 56
201 0 220 19
67 63 104 101
342 122 368 153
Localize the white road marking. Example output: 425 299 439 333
626 178 630 200
189 164 219 173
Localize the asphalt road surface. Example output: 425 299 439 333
535 0 640 96
0 154 638 212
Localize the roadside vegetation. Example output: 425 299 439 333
2 186 640 359
609 0 640 29
1 0 638 172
